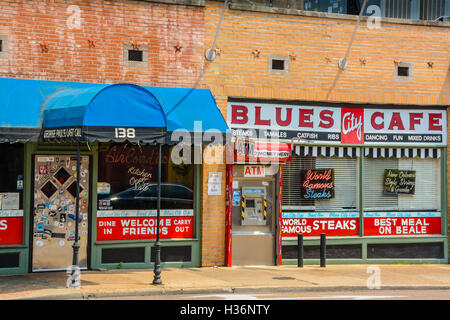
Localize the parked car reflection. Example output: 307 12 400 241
99 183 193 210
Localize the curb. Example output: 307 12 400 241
14 285 450 300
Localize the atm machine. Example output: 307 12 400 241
241 187 267 226
230 167 277 266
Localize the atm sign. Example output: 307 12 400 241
244 165 266 177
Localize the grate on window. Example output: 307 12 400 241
420 0 446 20
282 155 315 207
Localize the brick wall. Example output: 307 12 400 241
0 0 225 267
203 2 449 106
202 1 450 264
201 155 226 266
0 0 205 87
1 0 448 267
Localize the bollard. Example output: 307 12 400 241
320 233 326 267
297 234 303 268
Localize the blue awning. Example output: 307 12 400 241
0 78 228 144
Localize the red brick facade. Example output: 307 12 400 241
201 1 450 265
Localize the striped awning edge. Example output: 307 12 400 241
294 146 360 158
294 146 441 159
364 148 441 159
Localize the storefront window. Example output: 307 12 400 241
281 152 359 238
283 154 358 211
0 144 24 246
97 143 194 210
96 143 195 241
362 151 442 237
0 144 24 207
363 157 440 212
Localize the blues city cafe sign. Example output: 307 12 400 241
227 102 447 146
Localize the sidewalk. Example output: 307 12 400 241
1 264 450 300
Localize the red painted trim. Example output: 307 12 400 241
278 164 283 265
225 164 233 267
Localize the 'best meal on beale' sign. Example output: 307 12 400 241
383 169 416 195
301 169 334 199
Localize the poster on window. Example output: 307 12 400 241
383 170 416 195
97 144 194 211
281 212 359 238
96 210 194 241
364 212 441 236
0 210 23 245
300 169 334 200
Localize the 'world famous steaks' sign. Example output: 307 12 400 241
301 169 334 200
227 102 446 146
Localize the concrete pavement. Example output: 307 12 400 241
0 264 450 300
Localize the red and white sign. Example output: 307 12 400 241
234 139 291 163
364 212 441 236
97 210 194 241
0 211 23 245
227 102 446 146
281 212 360 238
244 165 265 177
341 108 364 144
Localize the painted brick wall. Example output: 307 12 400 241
202 1 450 264
0 0 224 267
0 0 205 87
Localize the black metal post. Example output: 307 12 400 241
297 234 303 268
69 141 81 288
153 143 162 285
320 233 326 268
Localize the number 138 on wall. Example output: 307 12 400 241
115 128 135 139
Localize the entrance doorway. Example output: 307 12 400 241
231 176 276 265
31 155 90 271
